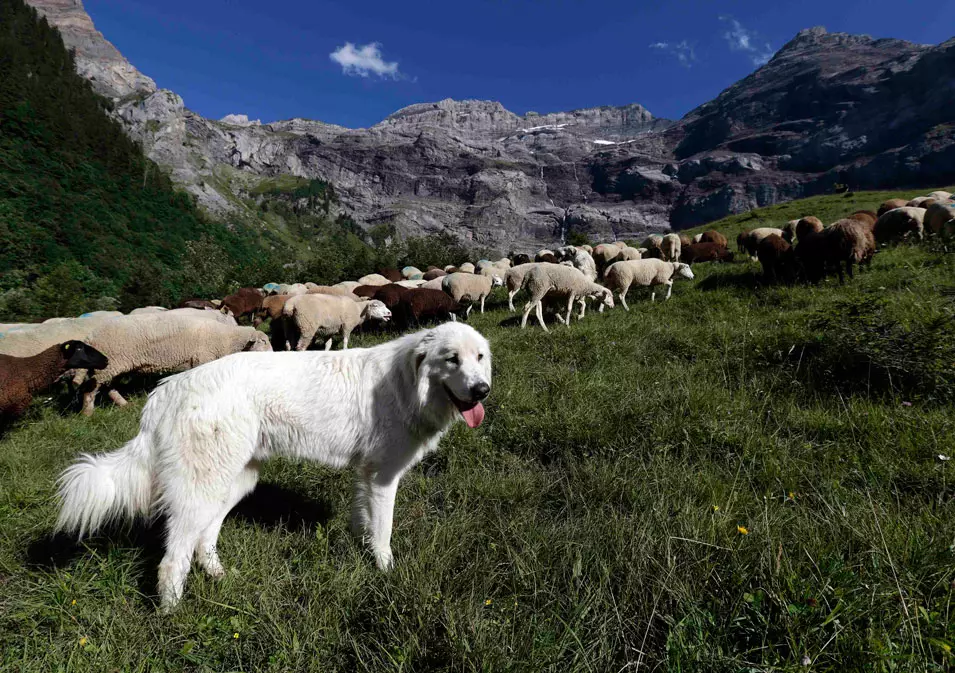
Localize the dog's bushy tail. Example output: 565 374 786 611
55 429 155 538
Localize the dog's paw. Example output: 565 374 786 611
374 548 394 572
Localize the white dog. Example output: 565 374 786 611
56 322 492 610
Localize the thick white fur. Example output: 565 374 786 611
56 322 492 611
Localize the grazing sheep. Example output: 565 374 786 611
604 259 694 309
395 279 427 288
75 315 271 415
782 220 799 242
442 272 503 316
130 306 168 315
682 243 735 264
372 284 412 310
221 288 264 321
0 314 121 358
423 268 447 281
262 283 282 295
401 266 423 280
535 250 557 264
873 207 925 244
877 199 909 217
700 230 728 248
394 289 463 326
679 234 692 247
511 253 532 265
286 284 309 297
928 191 952 202
643 234 664 251
592 244 623 277
611 241 628 249
924 202 955 235
166 308 237 325
458 262 476 274
757 234 796 284
504 263 540 311
284 294 391 351
358 273 391 287
520 264 614 330
377 269 403 282
794 216 824 242
827 218 876 282
906 196 932 208
353 285 383 299
420 277 445 291
848 210 878 229
307 285 362 299
578 244 593 254
443 265 457 273
740 227 786 256
661 234 681 262
1 341 108 422
334 281 361 292
178 298 217 311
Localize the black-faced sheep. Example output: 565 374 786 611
511 253 532 265
682 243 735 264
1 341 108 422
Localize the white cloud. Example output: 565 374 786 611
330 42 400 78
649 40 696 67
719 17 775 66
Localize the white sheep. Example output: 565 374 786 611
334 281 361 292
442 272 503 316
519 264 614 331
129 306 168 315
395 279 427 288
0 314 120 357
165 308 238 325
504 263 542 311
74 314 271 415
285 283 309 296
458 262 476 274
358 273 391 287
928 191 952 202
604 259 695 309
616 247 643 262
661 233 681 262
283 294 391 351
401 266 423 279
906 196 932 208
420 277 445 290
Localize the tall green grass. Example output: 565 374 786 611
1 190 954 671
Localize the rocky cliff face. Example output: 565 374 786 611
24 0 955 250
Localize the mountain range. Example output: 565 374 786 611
25 0 955 250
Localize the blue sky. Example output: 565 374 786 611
85 0 954 129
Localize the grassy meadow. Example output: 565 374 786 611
1 189 954 672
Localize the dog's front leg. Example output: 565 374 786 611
365 469 401 571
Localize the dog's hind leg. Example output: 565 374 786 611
158 502 221 612
196 461 260 579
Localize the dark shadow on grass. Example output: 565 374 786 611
497 315 524 328
230 482 334 532
696 268 763 292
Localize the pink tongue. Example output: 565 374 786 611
460 401 485 428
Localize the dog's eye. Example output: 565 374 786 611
477 353 484 361
447 354 459 365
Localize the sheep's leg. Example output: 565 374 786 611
342 330 351 350
508 290 517 312
81 381 101 416
466 304 473 319
665 280 674 300
323 337 333 351
480 295 486 314
619 292 630 312
578 299 586 320
651 291 657 303
846 260 854 280
535 301 548 332
449 313 457 322
565 294 574 326
520 302 534 329
295 328 315 351
107 388 128 407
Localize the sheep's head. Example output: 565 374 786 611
591 286 614 310
245 331 272 352
490 275 504 288
674 263 695 280
363 299 392 323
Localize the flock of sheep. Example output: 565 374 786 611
1 189 952 424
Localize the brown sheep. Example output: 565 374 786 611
682 243 735 264
906 197 932 208
679 234 692 247
827 219 876 282
352 285 382 299
221 288 264 321
736 230 750 253
536 251 558 264
924 202 955 235
422 268 447 281
1 341 108 422
394 289 464 326
700 230 728 248
372 284 411 310
794 231 830 284
255 294 292 350
794 217 824 242
757 234 796 284
873 207 925 244
877 198 908 217
377 268 403 282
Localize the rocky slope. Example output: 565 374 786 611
24 0 955 250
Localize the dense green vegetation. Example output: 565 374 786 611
2 188 954 671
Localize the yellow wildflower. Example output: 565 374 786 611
788 492 795 500
737 525 749 535
942 643 951 654
71 599 76 606
712 505 720 512
79 637 87 647
484 599 492 606
233 632 240 639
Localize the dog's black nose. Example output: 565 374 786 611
471 382 490 400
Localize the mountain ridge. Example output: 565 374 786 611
23 0 955 249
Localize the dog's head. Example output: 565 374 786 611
412 322 492 429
